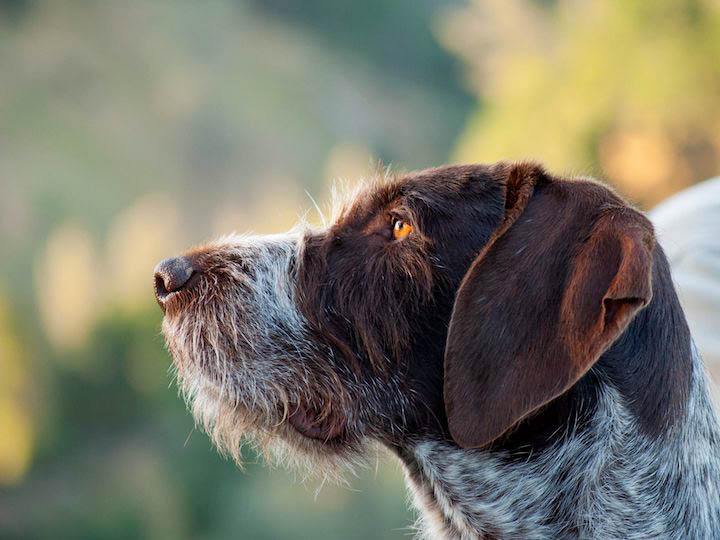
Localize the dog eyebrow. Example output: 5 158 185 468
357 199 409 235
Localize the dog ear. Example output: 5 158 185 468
443 165 655 449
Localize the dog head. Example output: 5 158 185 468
155 162 656 472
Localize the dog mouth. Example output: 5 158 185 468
288 405 347 443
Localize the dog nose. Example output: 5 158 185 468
154 256 197 304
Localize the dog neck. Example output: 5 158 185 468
396 347 720 539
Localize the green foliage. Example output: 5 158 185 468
441 0 720 205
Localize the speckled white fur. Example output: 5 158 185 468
405 346 720 539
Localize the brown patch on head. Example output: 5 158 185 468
298 175 441 374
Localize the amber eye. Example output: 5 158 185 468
392 218 413 240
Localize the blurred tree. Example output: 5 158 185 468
439 0 720 205
0 0 33 22
246 0 469 96
0 293 33 487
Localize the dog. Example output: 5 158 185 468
155 162 720 539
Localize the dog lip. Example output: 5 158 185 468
289 406 346 442
155 289 179 310
155 272 201 311
154 277 180 310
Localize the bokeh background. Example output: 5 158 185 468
1 1 719 538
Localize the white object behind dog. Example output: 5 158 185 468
651 177 720 394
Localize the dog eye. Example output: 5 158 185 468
392 218 413 240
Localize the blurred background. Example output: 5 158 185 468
1 1 719 538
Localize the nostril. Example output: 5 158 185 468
153 256 197 303
154 272 170 298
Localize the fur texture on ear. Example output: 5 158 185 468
443 166 655 449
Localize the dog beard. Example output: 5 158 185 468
161 233 371 483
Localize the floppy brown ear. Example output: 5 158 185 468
444 167 655 449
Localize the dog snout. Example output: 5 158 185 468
154 256 198 305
